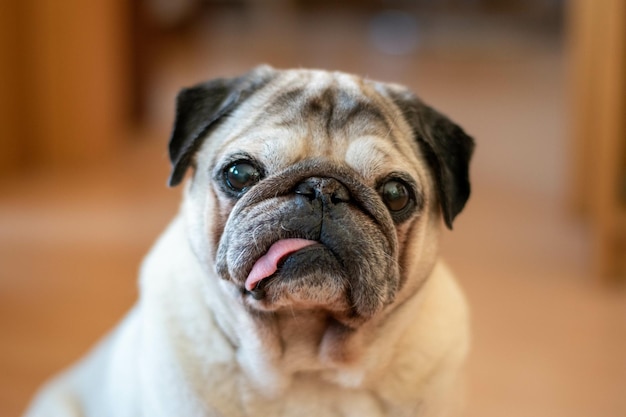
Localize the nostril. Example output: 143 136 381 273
330 187 350 204
294 181 317 200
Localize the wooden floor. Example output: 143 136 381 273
1 8 625 417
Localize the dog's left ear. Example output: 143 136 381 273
384 88 475 229
168 66 276 186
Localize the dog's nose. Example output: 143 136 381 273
294 177 350 205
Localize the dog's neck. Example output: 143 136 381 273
257 309 364 367
224 277 442 401
212 286 380 396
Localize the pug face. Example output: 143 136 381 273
168 66 474 329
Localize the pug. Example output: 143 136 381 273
25 65 474 417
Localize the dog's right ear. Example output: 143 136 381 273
168 66 276 186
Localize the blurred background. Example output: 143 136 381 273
1 0 625 416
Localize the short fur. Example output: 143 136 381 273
25 66 474 417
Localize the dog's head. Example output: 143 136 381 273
168 66 473 327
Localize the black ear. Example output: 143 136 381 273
386 89 475 229
168 66 276 186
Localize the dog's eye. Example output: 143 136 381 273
381 180 410 212
225 162 261 192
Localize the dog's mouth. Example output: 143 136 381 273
245 238 319 294
244 238 348 303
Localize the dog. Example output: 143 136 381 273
25 65 474 417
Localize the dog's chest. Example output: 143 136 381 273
230 315 396 417
238 375 388 417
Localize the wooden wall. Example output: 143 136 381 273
568 0 626 281
0 0 129 175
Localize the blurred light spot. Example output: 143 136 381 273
369 10 420 56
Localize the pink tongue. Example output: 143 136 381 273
245 238 318 291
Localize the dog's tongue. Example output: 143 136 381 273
245 239 317 291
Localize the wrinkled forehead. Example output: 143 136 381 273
211 69 420 178
260 70 394 138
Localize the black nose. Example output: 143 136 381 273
294 177 350 205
